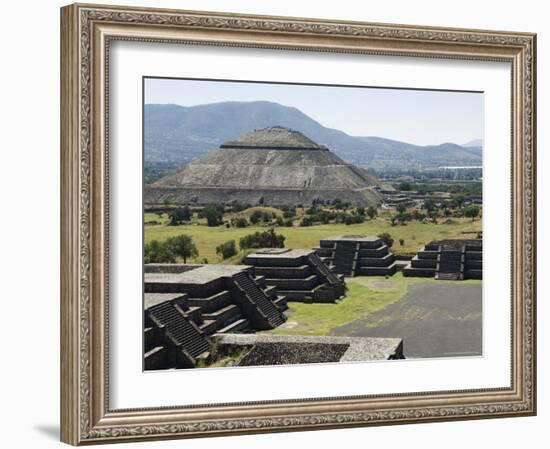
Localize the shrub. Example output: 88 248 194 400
399 238 405 246
377 232 394 248
398 182 412 191
216 240 237 260
396 212 412 225
464 205 481 221
239 228 285 250
283 218 293 227
367 206 377 219
233 217 248 228
306 205 318 215
283 208 296 219
412 209 426 221
422 199 437 213
250 210 263 224
300 216 313 227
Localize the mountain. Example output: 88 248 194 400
462 139 483 148
144 101 482 172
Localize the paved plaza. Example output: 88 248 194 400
331 282 482 359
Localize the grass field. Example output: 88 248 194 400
264 273 482 337
144 212 481 263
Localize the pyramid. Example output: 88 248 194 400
145 127 381 206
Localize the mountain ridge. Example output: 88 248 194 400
144 101 482 172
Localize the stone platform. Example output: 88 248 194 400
244 248 346 303
403 239 482 280
215 333 404 366
316 235 398 277
144 264 287 370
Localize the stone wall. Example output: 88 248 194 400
144 185 381 207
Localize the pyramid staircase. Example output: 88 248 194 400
332 241 358 276
232 272 285 328
148 301 210 361
434 250 463 281
308 252 343 286
316 237 397 277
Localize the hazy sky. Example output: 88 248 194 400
145 77 483 146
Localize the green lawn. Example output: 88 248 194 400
144 215 481 263
264 273 482 337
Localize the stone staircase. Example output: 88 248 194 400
148 301 210 359
332 241 358 276
308 253 342 286
317 237 397 277
435 250 463 280
232 272 285 328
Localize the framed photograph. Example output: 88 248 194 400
60 3 536 445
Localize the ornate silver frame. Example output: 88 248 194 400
60 3 536 445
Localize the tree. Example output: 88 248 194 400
168 206 191 225
203 205 224 227
464 205 481 221
367 206 377 219
144 240 176 264
396 203 407 214
453 194 466 209
396 212 412 225
165 235 198 263
423 199 437 213
216 240 237 260
239 228 285 250
356 206 366 216
377 232 394 248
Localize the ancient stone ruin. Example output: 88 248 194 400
145 126 381 206
144 264 287 370
243 248 346 303
315 235 398 277
215 334 404 367
403 239 482 280
143 258 405 369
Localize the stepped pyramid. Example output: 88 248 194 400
145 126 381 206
